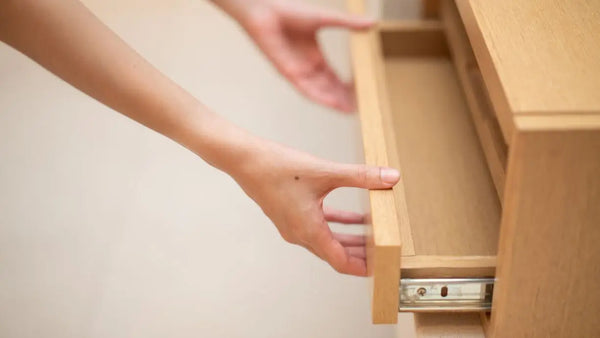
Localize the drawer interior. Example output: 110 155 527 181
377 22 501 276
440 0 508 202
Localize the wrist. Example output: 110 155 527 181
175 103 268 179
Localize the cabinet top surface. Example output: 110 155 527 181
464 0 600 115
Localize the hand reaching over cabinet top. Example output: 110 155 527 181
212 0 374 112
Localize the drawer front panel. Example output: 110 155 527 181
349 0 500 325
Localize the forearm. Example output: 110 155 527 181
0 0 257 174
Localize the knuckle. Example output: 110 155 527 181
355 166 369 183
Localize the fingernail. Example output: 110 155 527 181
380 168 400 185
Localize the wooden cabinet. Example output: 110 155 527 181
348 0 600 336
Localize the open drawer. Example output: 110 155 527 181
348 0 503 324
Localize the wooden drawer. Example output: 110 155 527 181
348 0 502 324
352 0 600 334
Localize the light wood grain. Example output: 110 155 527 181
515 114 600 131
415 313 485 337
350 2 519 324
421 0 440 19
480 312 490 337
440 1 507 202
379 21 448 57
357 1 600 332
383 55 500 256
401 255 495 279
348 0 403 324
370 24 416 258
490 128 600 337
456 0 600 141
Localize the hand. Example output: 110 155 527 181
0 0 396 277
236 1 374 112
232 142 400 276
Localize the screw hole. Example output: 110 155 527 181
441 286 448 297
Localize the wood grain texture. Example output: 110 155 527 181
415 313 485 337
370 25 417 258
456 0 600 141
515 114 600 131
421 0 440 19
401 255 495 279
440 0 507 202
348 0 403 324
480 312 490 337
490 128 600 337
384 56 500 256
379 21 449 57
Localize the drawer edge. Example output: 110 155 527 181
348 0 408 324
401 255 496 278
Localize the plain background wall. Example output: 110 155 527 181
0 0 416 337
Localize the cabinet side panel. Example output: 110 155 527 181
415 313 485 337
491 129 600 337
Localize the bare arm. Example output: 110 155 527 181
0 0 399 276
0 0 250 173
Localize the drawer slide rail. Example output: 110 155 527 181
399 278 494 312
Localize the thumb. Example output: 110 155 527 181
317 11 375 30
334 164 400 190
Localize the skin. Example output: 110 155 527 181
0 0 400 276
214 0 374 112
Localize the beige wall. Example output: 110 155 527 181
0 0 416 337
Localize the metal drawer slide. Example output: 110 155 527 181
399 278 494 312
